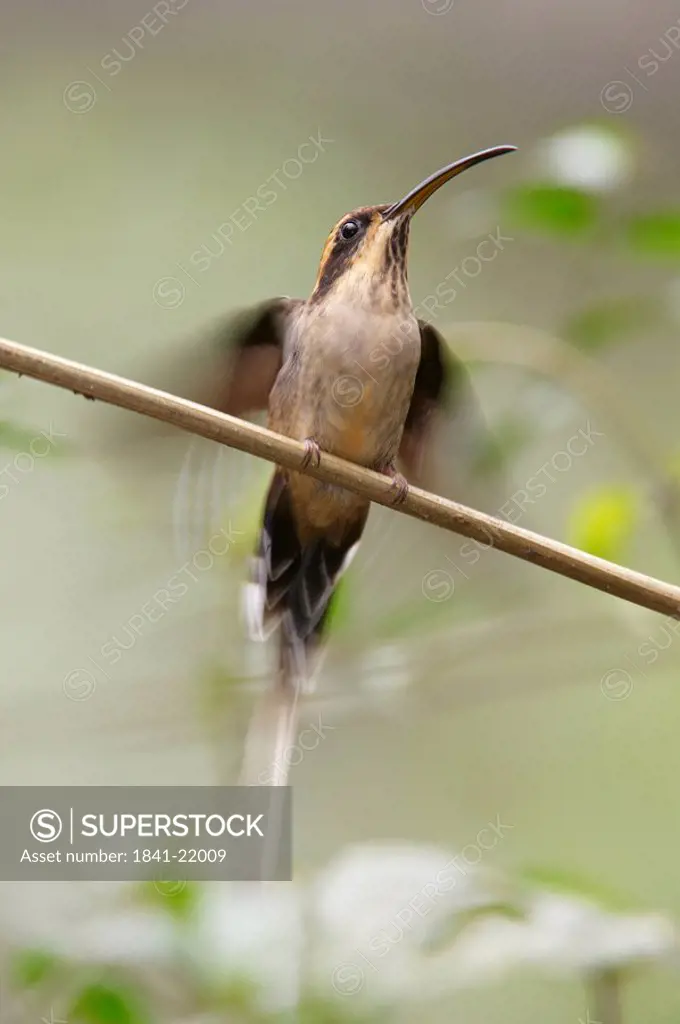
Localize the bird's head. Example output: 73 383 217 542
310 145 516 311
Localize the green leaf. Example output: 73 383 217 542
69 982 149 1024
564 298 659 351
626 211 680 257
567 486 638 561
520 865 638 913
503 185 598 236
324 575 352 634
136 877 198 920
10 948 61 988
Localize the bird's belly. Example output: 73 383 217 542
316 337 420 466
281 315 420 538
324 382 403 463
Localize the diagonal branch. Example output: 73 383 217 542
1 334 679 621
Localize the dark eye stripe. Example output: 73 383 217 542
311 211 373 301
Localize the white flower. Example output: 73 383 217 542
536 126 634 191
188 882 302 1013
506 889 677 972
311 848 678 1004
422 886 678 988
311 843 505 1003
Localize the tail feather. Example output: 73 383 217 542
246 471 366 655
240 471 365 788
245 470 366 660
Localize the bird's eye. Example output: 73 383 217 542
340 219 360 240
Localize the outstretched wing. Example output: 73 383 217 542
399 321 448 481
400 320 504 505
196 297 301 418
171 297 300 418
101 297 300 452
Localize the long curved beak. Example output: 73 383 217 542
382 144 517 221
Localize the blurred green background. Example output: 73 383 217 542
2 0 680 1020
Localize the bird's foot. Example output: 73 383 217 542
301 437 322 470
383 463 409 505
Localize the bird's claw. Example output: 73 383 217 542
385 468 409 505
301 437 322 469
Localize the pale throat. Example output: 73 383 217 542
331 242 412 317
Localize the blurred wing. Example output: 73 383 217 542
101 297 300 454
197 297 300 418
400 320 506 508
399 320 448 481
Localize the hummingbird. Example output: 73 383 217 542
107 144 516 784
205 145 517 687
